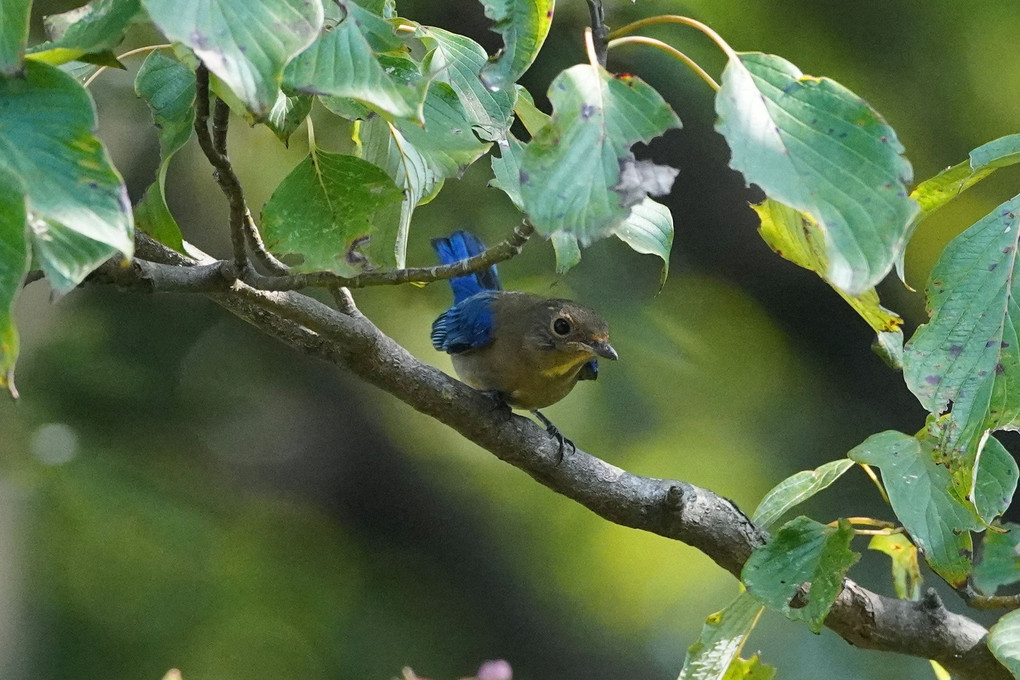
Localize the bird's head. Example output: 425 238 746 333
527 299 618 373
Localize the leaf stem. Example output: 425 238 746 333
859 463 892 506
83 43 173 88
608 15 738 60
607 36 719 90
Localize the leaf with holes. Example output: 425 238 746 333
520 65 680 244
261 149 402 275
848 430 979 586
478 0 553 91
27 0 143 65
716 52 918 296
678 591 765 680
742 516 859 633
752 458 855 530
142 0 322 117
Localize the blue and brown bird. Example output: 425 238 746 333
431 231 618 453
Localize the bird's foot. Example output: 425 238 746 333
481 390 513 421
531 410 574 464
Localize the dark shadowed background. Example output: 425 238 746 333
2 1 1019 679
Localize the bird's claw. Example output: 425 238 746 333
531 410 575 464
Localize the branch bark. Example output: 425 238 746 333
91 235 1008 680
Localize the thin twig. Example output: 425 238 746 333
958 581 1020 611
243 211 292 275
586 0 609 68
83 43 172 88
193 65 249 276
608 15 738 60
212 97 230 157
607 36 720 90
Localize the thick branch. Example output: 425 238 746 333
91 236 1007 680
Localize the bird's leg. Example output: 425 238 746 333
480 390 513 421
531 410 574 464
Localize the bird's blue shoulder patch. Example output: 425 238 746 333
431 291 499 353
431 230 501 303
577 360 599 381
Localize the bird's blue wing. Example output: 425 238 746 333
431 291 499 354
577 360 598 381
431 230 501 303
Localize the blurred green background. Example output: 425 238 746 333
3 1 1019 679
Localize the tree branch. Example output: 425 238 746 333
586 0 609 68
90 234 1008 680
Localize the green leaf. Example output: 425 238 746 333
903 194 1020 467
677 591 765 680
265 91 312 145
142 0 323 117
973 522 1020 594
716 52 918 296
134 49 195 252
0 61 133 291
355 81 490 267
742 516 859 633
520 65 681 244
418 25 515 141
973 435 1019 526
478 0 554 91
513 83 550 136
988 609 1020 678
27 0 143 66
29 216 119 293
868 533 922 600
261 149 402 275
283 2 423 121
720 655 775 680
911 134 1020 218
551 232 581 274
753 198 904 367
490 132 526 209
848 430 978 586
0 171 28 397
613 198 673 285
0 0 31 75
751 458 855 530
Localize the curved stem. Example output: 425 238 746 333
583 27 600 69
609 15 738 61
859 463 892 506
607 36 719 90
84 43 172 88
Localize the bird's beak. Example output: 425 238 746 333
591 340 619 361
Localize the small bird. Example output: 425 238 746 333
431 230 618 452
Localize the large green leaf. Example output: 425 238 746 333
903 194 1020 468
0 60 133 290
261 149 402 275
742 516 858 633
716 52 918 296
751 458 855 530
848 430 979 586
418 25 515 141
520 65 681 244
677 591 765 680
478 0 554 91
0 170 28 396
0 0 31 75
29 216 119 293
973 522 1020 594
868 533 922 601
27 0 143 66
353 81 490 267
283 2 423 120
753 197 904 367
142 0 322 117
988 609 1020 679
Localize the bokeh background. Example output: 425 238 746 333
3 1 1020 679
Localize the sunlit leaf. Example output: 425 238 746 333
0 61 132 291
973 435 1019 526
0 171 28 397
988 608 1020 678
478 0 554 91
973 522 1020 595
912 134 1020 217
848 430 978 586
903 194 1020 472
751 458 854 530
27 0 143 66
284 2 423 120
612 197 673 285
721 655 775 680
678 591 765 680
0 0 31 75
513 83 549 136
716 52 918 296
520 65 681 244
742 516 859 633
261 148 402 275
142 0 322 117
265 91 312 146
753 198 904 367
868 533 921 600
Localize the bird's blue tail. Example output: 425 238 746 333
431 230 501 303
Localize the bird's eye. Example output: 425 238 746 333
553 318 571 336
